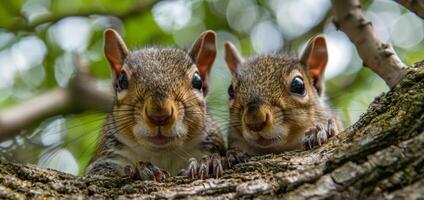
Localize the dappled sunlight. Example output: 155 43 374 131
53 53 76 87
34 117 66 146
0 0 422 175
48 17 92 52
323 23 355 79
38 148 79 175
391 13 424 49
153 0 192 33
271 0 331 39
226 0 258 33
250 20 283 53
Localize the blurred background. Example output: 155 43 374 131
0 0 423 175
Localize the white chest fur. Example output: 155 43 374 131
115 134 206 175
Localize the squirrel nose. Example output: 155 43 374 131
147 112 172 126
145 98 174 126
244 104 269 132
246 119 267 132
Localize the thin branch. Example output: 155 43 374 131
0 66 113 141
331 0 407 88
394 0 424 19
2 0 156 32
0 89 72 140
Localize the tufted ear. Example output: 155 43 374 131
189 30 217 94
224 42 243 75
104 29 129 80
300 35 328 96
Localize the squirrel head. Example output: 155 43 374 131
225 35 329 153
104 29 217 150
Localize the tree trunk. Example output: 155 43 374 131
1 62 423 199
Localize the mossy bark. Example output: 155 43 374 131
1 62 424 199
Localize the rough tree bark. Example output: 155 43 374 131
0 62 423 199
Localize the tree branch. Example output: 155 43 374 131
331 0 407 88
0 89 71 140
2 0 156 32
0 67 113 141
0 64 423 199
394 0 424 19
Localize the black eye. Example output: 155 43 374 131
290 76 305 95
191 72 202 91
117 71 129 90
228 85 234 99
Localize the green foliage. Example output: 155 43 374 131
0 0 422 175
64 113 104 175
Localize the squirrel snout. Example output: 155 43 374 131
145 98 175 126
147 112 173 126
244 105 270 132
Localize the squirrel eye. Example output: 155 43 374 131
228 85 235 99
290 76 305 95
191 72 202 91
117 71 129 90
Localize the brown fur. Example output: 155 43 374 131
87 30 224 176
226 37 342 155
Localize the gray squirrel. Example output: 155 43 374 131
86 29 225 180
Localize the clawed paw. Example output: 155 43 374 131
124 161 169 182
226 148 248 168
303 118 338 150
179 153 224 179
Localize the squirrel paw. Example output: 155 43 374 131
303 119 338 150
124 161 168 182
225 148 248 169
178 157 199 179
179 153 224 179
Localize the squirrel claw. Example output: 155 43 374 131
147 162 168 181
327 119 337 137
303 119 338 150
124 165 140 180
199 156 210 180
178 158 199 178
226 148 248 168
180 153 224 180
316 125 327 146
138 161 155 181
211 154 224 178
125 161 167 181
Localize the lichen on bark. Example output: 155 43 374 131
1 62 423 199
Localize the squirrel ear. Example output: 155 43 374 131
189 30 217 81
300 35 328 96
224 42 243 74
104 29 129 79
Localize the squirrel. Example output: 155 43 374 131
86 29 225 181
223 35 342 156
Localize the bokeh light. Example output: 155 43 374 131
250 21 283 53
0 0 423 174
153 0 192 33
